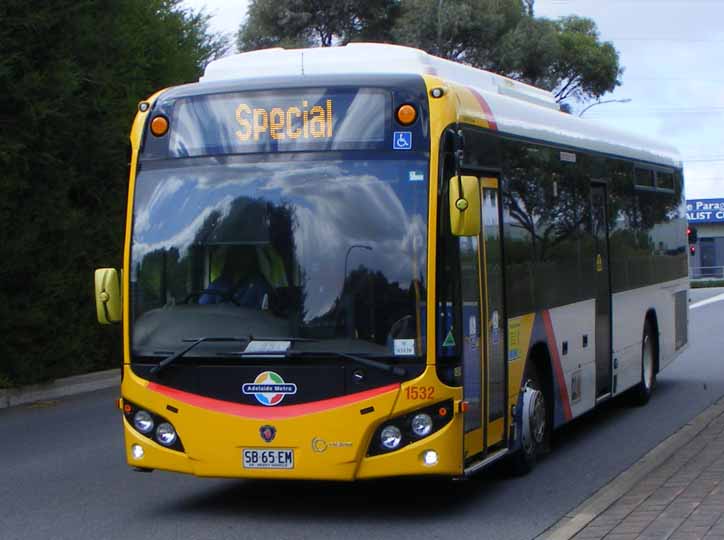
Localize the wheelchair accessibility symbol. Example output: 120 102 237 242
393 131 412 150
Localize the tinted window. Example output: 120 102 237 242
657 171 675 190
635 168 654 187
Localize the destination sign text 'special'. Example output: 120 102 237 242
235 100 333 142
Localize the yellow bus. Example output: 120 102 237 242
95 44 688 480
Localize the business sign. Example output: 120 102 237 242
687 199 724 223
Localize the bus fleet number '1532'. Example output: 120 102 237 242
405 386 435 400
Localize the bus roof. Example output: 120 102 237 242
200 44 681 168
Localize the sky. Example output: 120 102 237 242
183 0 724 199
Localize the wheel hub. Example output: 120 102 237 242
521 384 546 454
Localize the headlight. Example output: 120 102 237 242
155 422 177 446
422 449 439 466
131 444 145 460
380 425 402 450
133 410 154 434
411 413 433 437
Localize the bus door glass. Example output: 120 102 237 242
591 183 612 397
480 178 506 447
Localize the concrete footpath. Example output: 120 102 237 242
542 398 724 540
0 368 120 409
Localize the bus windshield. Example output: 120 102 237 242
130 152 429 360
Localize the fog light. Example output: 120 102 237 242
380 425 402 450
131 444 144 460
411 413 433 437
422 449 439 466
133 410 154 434
155 422 177 447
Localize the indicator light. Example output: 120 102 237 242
396 104 417 125
150 115 169 136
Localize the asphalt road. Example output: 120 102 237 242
3 292 724 540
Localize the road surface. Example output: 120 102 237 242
2 291 724 540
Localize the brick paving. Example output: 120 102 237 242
572 407 724 540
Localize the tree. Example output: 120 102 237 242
0 0 226 386
392 0 524 64
394 2 621 105
237 0 400 50
236 0 622 107
496 15 622 103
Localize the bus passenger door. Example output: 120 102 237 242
591 183 612 398
480 179 506 448
461 177 507 460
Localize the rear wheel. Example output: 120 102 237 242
632 321 657 405
511 364 549 475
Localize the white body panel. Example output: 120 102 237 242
611 278 689 394
548 300 597 418
545 278 687 419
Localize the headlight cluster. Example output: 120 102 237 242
123 399 184 452
367 400 453 456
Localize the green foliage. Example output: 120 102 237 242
236 0 622 106
237 0 400 50
497 15 622 102
0 0 227 386
393 0 523 66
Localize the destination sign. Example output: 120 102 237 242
168 89 388 157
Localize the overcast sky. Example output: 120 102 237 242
184 0 724 200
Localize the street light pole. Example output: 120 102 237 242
578 98 632 117
343 245 373 288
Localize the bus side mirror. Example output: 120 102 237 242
95 268 122 324
449 176 480 237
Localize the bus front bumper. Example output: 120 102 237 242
121 372 463 480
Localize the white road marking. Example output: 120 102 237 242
690 292 724 310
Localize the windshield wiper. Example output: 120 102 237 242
284 350 408 377
150 336 315 375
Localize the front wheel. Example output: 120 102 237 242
632 321 657 406
511 365 549 475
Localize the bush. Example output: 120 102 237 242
0 0 227 386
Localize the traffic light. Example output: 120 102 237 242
687 226 698 244
688 226 698 256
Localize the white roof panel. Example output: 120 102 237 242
201 44 681 168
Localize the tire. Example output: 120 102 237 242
511 363 549 475
632 320 657 406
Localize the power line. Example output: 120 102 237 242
624 77 724 83
612 38 724 42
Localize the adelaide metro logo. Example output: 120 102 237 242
243 371 297 406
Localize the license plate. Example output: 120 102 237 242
242 448 294 469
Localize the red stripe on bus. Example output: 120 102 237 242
146 382 400 419
468 88 498 131
541 310 573 422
